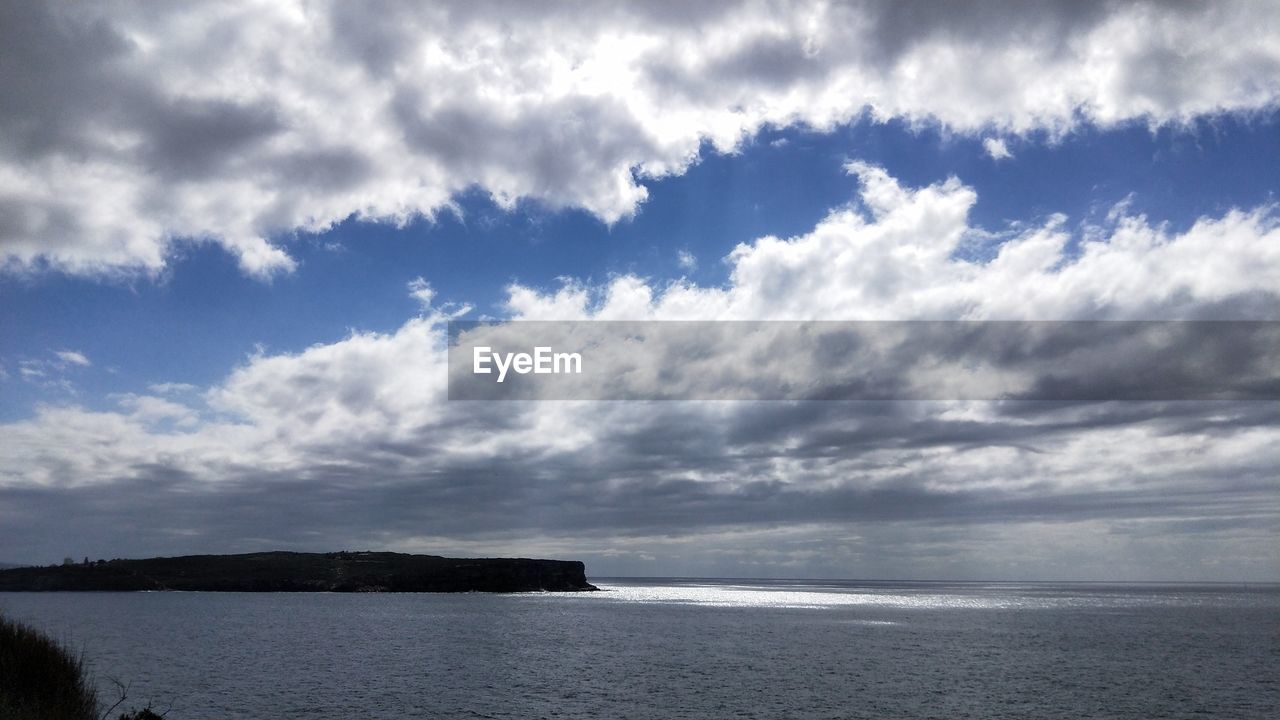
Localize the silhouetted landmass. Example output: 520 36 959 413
0 551 597 593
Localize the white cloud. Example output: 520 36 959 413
983 137 1013 161
13 349 93 393
408 276 472 318
3 1 1279 278
507 163 1280 322
148 382 198 395
677 250 697 272
407 277 436 308
114 393 200 428
18 361 45 380
12 164 1277 454
54 350 91 367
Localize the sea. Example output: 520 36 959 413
2 578 1277 719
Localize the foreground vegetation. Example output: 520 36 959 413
0 613 162 720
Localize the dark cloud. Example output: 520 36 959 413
3 393 1274 579
137 98 284 182
394 91 658 210
0 2 134 161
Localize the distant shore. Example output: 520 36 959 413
0 551 598 593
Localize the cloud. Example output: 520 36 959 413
114 393 200 428
1 165 1277 578
147 382 197 395
408 277 472 318
677 250 697 272
12 349 93 394
54 350 90 367
507 163 1280 321
407 278 436 308
18 361 45 380
3 1 1279 278
983 137 1013 160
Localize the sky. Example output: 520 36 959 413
1 0 1278 580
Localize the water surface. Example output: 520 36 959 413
3 579 1277 718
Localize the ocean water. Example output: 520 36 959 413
2 579 1277 719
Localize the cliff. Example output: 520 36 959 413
0 551 598 593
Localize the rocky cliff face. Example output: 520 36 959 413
0 551 598 593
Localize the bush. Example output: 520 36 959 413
0 613 168 720
0 613 99 720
